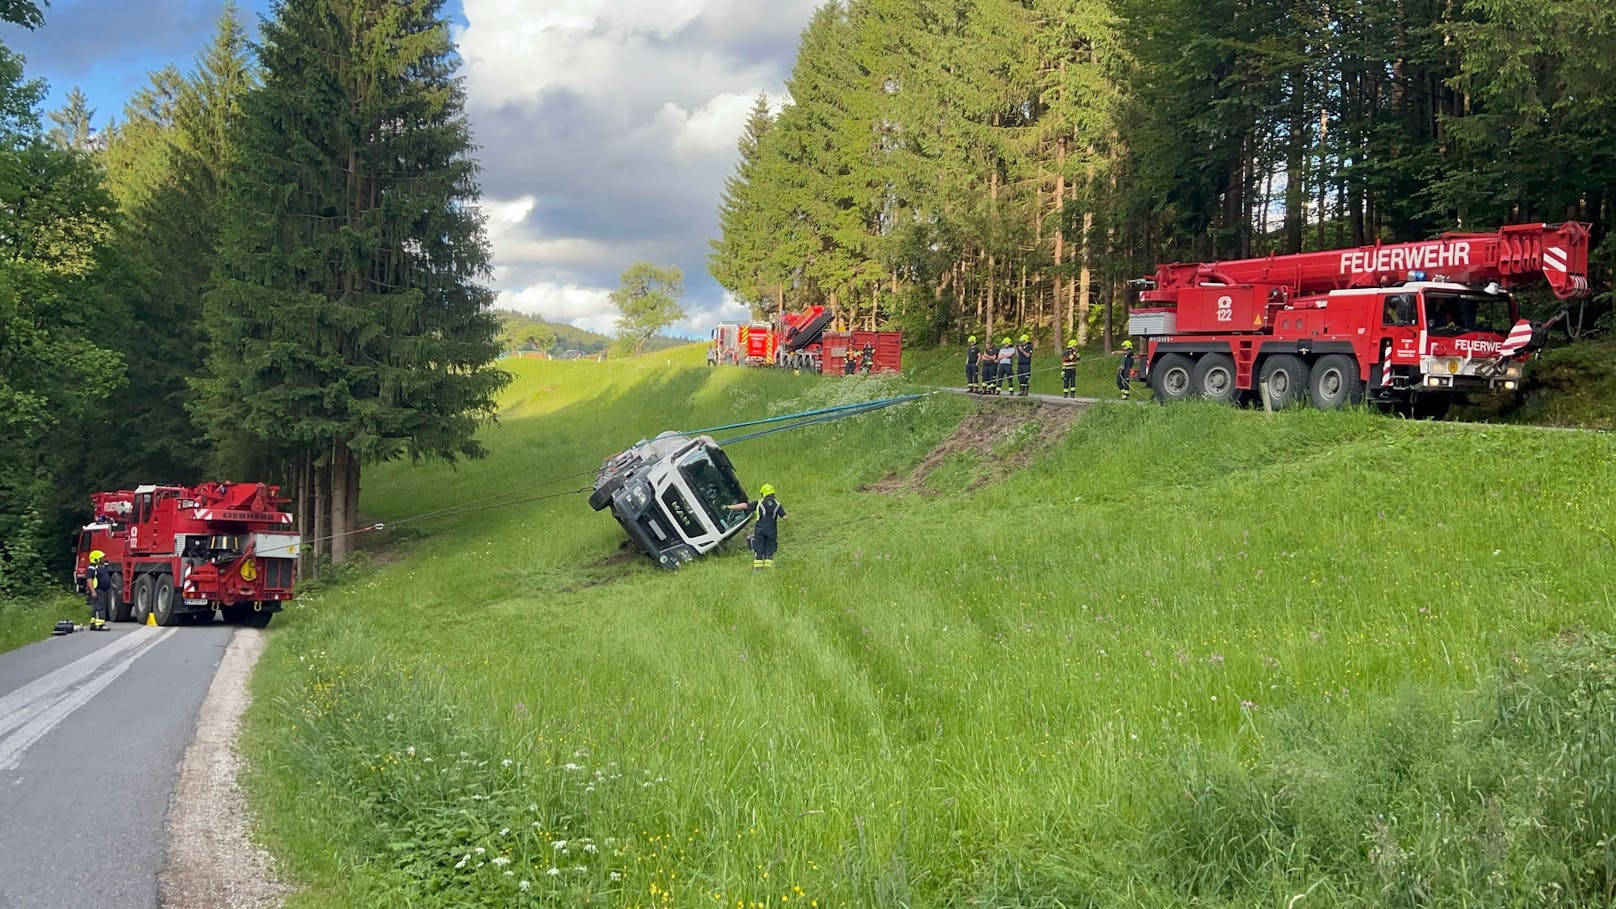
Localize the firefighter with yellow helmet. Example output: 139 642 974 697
1061 339 1082 398
728 483 788 569
1117 339 1136 400
86 550 112 621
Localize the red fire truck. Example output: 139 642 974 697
1129 222 1592 415
708 306 902 374
708 321 777 366
73 482 300 627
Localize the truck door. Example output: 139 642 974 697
1379 293 1421 384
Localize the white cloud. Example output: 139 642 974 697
456 0 822 334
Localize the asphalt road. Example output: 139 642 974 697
0 622 233 909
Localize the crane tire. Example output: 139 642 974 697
1190 353 1238 404
153 574 182 627
108 575 131 622
1308 354 1364 409
1151 353 1195 404
1258 355 1310 409
132 574 154 624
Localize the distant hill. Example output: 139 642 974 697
493 310 688 357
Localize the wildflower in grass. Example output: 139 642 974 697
499 827 509 836
502 758 513 767
520 880 531 891
455 856 468 870
406 746 415 757
547 867 561 876
553 840 568 851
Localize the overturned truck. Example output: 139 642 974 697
589 432 752 568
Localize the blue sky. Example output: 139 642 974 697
1 0 821 337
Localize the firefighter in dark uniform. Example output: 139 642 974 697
88 550 111 621
980 337 997 392
1061 339 1081 398
1117 339 1135 400
1015 334 1033 396
843 345 858 375
728 484 787 569
965 335 981 392
861 341 874 374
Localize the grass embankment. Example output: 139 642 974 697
0 594 90 655
247 346 1616 907
902 340 1140 400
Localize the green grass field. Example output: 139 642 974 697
0 594 89 655
245 347 1616 907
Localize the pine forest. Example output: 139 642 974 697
710 0 1616 347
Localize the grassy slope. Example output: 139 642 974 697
0 594 89 655
246 346 1616 907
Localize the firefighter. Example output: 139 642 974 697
1117 339 1135 400
980 338 997 392
997 337 1015 393
1061 339 1081 398
87 550 111 621
965 335 981 392
728 484 787 569
1016 334 1033 396
861 341 874 374
843 345 858 376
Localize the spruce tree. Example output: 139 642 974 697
203 0 506 565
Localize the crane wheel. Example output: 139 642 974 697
1151 353 1195 404
153 574 182 627
1258 355 1310 410
108 575 131 622
1190 353 1238 404
132 574 154 624
1308 354 1364 409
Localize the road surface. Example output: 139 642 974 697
0 622 232 909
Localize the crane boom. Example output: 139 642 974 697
1143 222 1592 303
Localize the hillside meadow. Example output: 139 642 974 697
246 348 1616 907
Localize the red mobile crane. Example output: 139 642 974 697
1129 222 1592 415
73 482 300 627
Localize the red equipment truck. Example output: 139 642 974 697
708 321 777 366
1129 222 1592 415
72 482 300 627
708 306 902 374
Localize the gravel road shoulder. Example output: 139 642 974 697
158 627 292 909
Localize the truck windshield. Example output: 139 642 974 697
678 448 748 532
1424 291 1513 336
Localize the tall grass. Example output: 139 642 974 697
246 351 1616 907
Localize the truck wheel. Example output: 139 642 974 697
153 574 181 627
1308 354 1363 409
108 575 131 622
1257 355 1310 409
1151 353 1194 404
132 574 154 624
588 475 625 512
1190 353 1238 404
241 607 273 628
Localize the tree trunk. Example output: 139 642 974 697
330 441 351 566
311 459 327 579
1053 139 1067 349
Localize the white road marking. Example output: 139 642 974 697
0 629 178 771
